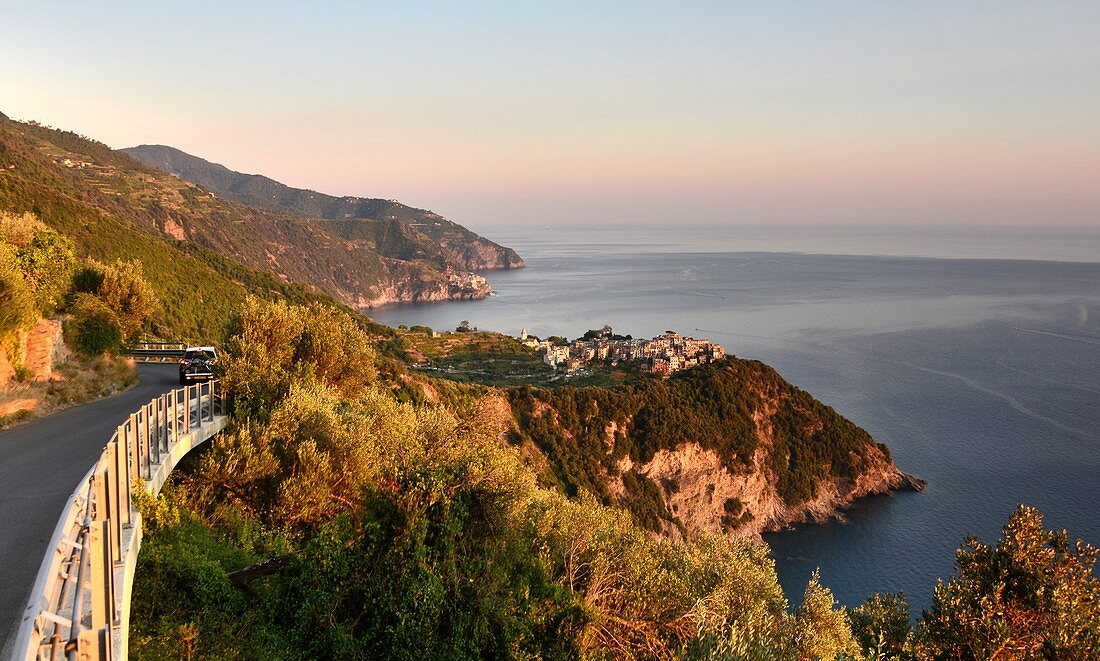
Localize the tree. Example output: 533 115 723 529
917 505 1100 660
456 320 471 332
70 294 123 355
0 255 35 340
97 259 157 343
0 210 76 312
222 297 377 417
850 592 913 660
70 264 105 296
781 571 861 660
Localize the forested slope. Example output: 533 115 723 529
0 116 503 332
509 357 922 538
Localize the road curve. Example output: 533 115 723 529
0 364 181 652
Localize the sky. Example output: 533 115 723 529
1 1 1098 230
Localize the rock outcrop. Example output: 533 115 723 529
1 317 68 420
23 318 66 381
1 317 66 389
619 442 923 540
508 357 926 541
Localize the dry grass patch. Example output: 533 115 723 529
0 353 136 429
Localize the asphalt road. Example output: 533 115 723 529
0 363 179 653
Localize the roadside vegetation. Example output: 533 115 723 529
0 210 155 426
131 298 1100 660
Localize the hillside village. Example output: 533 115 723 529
522 325 725 376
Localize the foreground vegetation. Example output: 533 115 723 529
130 298 1100 660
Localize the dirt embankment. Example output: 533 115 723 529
1 317 135 426
1 318 66 417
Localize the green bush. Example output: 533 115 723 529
70 293 123 355
620 470 677 533
222 297 376 417
97 259 157 343
0 255 35 339
918 505 1100 659
0 210 76 312
70 264 105 296
848 592 913 660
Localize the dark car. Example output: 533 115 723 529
179 346 218 385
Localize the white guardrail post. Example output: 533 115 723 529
6 381 228 661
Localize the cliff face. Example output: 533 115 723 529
508 358 923 540
352 268 492 309
0 317 65 388
1 317 66 419
614 435 917 540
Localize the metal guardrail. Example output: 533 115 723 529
123 342 187 363
8 381 229 661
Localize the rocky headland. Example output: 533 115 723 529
507 356 925 541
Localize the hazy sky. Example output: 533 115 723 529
2 1 1098 229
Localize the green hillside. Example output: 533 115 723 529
122 144 525 271
128 298 1100 660
0 117 516 336
0 118 388 341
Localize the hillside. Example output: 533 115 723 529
0 116 511 333
508 357 924 539
122 144 524 272
126 298 1096 661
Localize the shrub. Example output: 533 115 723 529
917 505 1100 659
222 297 376 417
0 254 35 339
70 293 123 355
70 264 105 296
849 592 913 659
0 210 76 312
97 259 157 343
780 571 860 660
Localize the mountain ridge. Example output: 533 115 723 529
122 144 524 272
0 115 518 328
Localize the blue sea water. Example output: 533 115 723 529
369 226 1100 613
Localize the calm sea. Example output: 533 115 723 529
369 225 1100 613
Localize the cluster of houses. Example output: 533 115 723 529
59 158 98 169
445 270 491 297
521 325 725 376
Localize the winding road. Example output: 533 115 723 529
0 364 178 653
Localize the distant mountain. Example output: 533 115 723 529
122 145 524 272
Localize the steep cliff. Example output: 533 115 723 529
508 357 923 539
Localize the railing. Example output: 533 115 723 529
8 381 229 661
123 342 187 363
